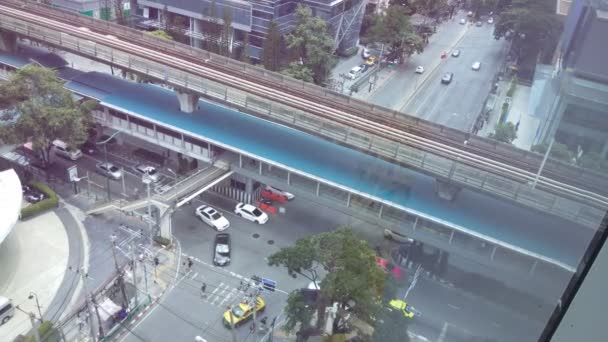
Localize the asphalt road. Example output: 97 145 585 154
369 13 469 110
402 20 508 132
121 190 548 342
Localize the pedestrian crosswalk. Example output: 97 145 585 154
177 269 248 309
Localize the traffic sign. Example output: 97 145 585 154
262 277 276 292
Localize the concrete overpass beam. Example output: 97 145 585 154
434 179 462 201
175 90 199 113
0 30 18 53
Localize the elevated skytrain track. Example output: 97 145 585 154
1 0 607 212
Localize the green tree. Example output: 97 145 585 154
220 8 234 57
470 0 498 17
577 152 604 171
365 6 424 63
268 228 386 337
531 142 573 162
113 0 126 25
413 0 449 18
148 30 173 40
494 0 562 61
371 305 411 342
488 122 517 143
282 62 314 83
284 5 335 85
282 290 316 333
0 65 97 166
263 21 282 71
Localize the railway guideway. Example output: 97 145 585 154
87 164 234 240
0 3 606 229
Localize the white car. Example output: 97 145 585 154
459 18 466 25
415 66 425 74
488 17 494 24
96 162 123 180
265 185 295 200
234 203 269 224
195 205 230 231
133 164 160 182
472 61 481 71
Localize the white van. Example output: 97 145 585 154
53 139 83 161
347 66 363 80
0 296 15 325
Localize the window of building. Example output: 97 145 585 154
253 10 274 20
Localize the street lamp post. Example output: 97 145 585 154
96 131 121 201
142 172 154 245
28 292 43 323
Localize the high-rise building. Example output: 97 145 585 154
533 0 608 159
135 0 368 59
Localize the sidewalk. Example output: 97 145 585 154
505 85 537 150
0 204 87 342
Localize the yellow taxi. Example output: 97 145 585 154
365 56 378 66
388 299 415 319
223 297 265 328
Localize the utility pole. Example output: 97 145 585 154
227 305 239 342
90 293 105 340
143 172 154 243
111 234 130 308
15 306 41 342
130 242 140 308
532 137 554 189
140 251 149 295
78 268 98 342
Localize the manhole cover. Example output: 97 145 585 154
252 233 260 239
267 240 275 245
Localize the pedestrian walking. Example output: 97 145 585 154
186 256 194 271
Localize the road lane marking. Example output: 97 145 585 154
447 304 460 310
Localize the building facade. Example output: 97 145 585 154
534 0 608 159
135 0 367 59
49 0 133 20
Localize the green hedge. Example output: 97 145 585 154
25 321 59 342
154 235 172 247
20 181 59 220
499 102 509 123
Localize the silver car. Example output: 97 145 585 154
96 162 123 180
133 164 160 182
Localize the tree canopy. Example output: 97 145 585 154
488 122 517 143
0 65 97 165
281 62 314 83
284 5 335 85
364 6 424 63
268 228 386 337
531 141 573 162
493 0 562 60
263 21 282 71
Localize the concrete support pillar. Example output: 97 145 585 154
175 90 199 113
245 177 254 194
191 18 203 49
0 30 18 53
434 179 462 201
159 209 173 240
